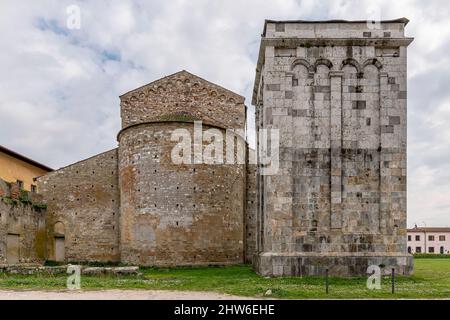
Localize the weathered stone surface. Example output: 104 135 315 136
0 265 140 275
36 149 120 263
82 267 105 275
245 161 257 263
120 70 245 131
112 266 139 275
118 123 245 266
0 265 66 275
6 20 414 277
253 253 413 277
80 266 139 275
0 192 46 264
35 71 249 267
252 19 413 276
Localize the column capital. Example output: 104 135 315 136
285 72 295 78
329 71 344 78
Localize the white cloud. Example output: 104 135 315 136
0 0 449 227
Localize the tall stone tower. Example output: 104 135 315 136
252 19 414 276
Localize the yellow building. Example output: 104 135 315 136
0 145 53 192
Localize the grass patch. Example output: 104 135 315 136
0 259 449 299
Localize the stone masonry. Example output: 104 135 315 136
37 149 120 263
0 179 46 264
252 18 414 276
36 71 253 266
118 71 248 266
21 19 414 276
118 122 246 266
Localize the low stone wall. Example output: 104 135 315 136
0 180 47 264
0 265 66 275
0 265 140 275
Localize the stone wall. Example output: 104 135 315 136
118 122 245 266
245 159 257 263
253 19 413 276
263 19 408 39
120 70 246 131
0 179 46 264
36 149 120 263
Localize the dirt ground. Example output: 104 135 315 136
0 289 256 300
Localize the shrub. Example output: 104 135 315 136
413 253 450 259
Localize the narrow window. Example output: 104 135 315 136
16 180 24 189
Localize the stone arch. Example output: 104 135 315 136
291 58 313 72
314 58 333 72
362 58 382 70
54 221 65 236
363 64 380 79
341 58 362 74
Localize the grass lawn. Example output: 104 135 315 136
0 259 449 299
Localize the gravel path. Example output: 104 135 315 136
0 289 257 300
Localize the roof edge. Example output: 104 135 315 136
0 145 54 172
35 147 118 180
119 70 245 102
263 17 410 36
407 227 450 232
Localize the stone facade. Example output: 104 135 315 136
22 20 414 276
118 122 245 266
0 179 46 264
252 19 414 276
36 71 251 266
120 70 245 130
245 159 257 263
37 149 120 263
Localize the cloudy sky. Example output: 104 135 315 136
0 0 449 227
